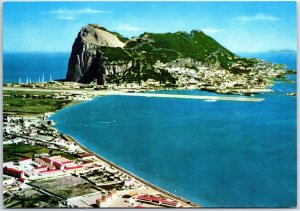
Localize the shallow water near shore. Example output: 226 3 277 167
50 77 296 207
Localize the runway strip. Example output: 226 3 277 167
112 92 265 102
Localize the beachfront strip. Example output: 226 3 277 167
3 114 200 208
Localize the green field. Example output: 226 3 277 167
3 144 77 162
3 96 79 115
3 90 81 115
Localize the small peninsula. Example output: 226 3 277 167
66 24 287 95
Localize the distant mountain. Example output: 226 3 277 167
268 49 296 53
66 24 280 87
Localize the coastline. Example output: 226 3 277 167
3 77 296 207
43 85 266 207
3 71 296 207
61 134 201 207
45 93 202 207
3 90 201 208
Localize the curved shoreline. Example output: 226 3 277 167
61 134 201 208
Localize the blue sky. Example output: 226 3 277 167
3 1 297 53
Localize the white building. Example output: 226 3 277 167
18 158 32 166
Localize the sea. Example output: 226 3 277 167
3 52 297 207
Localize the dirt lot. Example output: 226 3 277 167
30 175 99 199
3 187 60 208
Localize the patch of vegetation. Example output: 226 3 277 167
285 70 297 74
50 151 78 160
100 183 124 191
3 144 77 162
101 29 258 84
3 91 81 115
3 144 46 162
4 192 60 208
101 46 131 62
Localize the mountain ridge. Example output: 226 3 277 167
66 24 285 94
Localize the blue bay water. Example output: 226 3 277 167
3 52 297 207
237 52 297 70
3 52 70 83
50 91 296 207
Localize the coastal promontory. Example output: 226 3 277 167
66 24 125 85
66 24 285 94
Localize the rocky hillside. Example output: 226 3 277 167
66 24 283 88
66 24 125 84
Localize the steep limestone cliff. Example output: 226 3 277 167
66 24 125 85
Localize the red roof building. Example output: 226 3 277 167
17 178 25 182
3 167 25 178
136 195 181 208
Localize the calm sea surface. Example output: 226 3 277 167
4 52 297 207
3 52 69 83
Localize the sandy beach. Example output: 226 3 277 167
62 134 201 208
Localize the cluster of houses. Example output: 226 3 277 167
3 114 57 140
3 174 25 194
95 190 118 207
3 155 96 180
4 90 93 101
136 194 184 208
6 81 82 89
159 58 285 93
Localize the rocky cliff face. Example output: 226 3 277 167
66 24 125 85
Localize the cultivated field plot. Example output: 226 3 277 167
30 175 99 199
